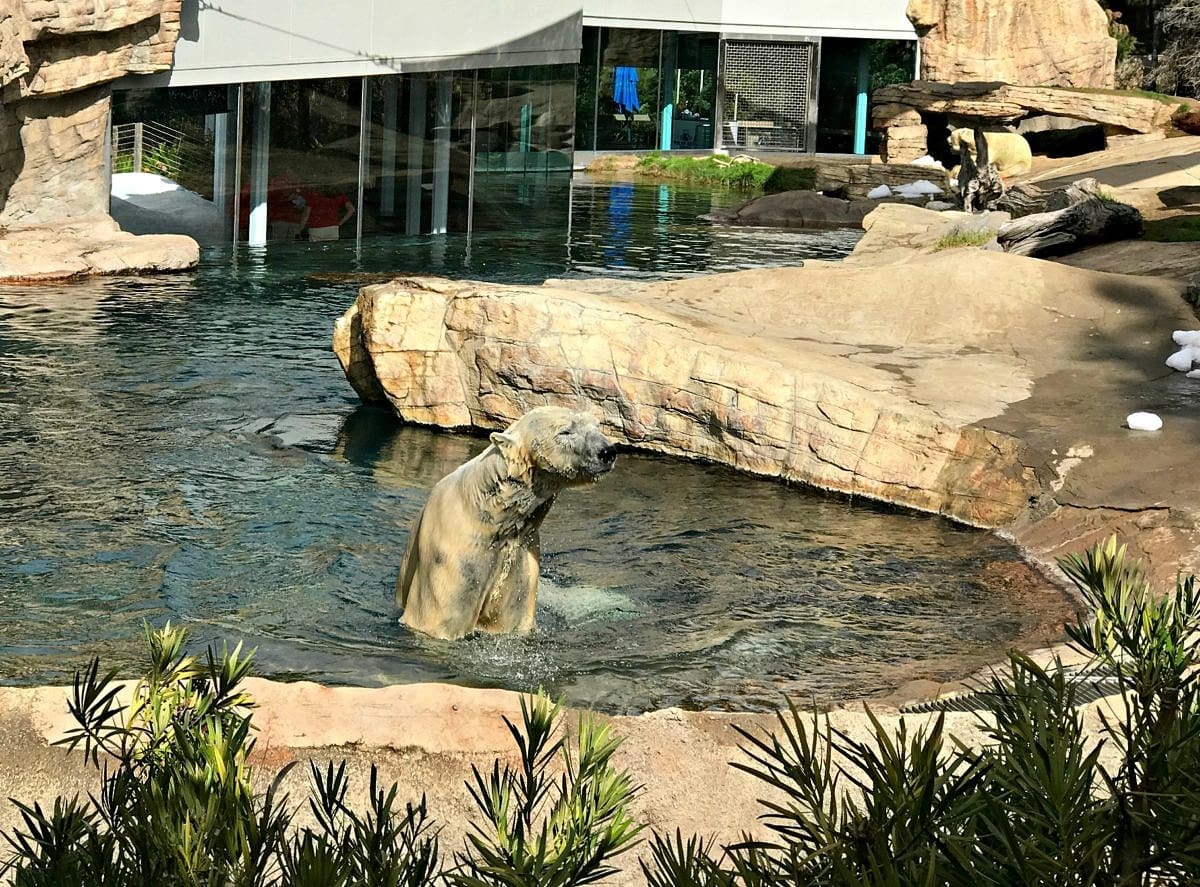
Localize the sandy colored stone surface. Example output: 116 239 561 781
907 0 1116 88
334 249 1197 556
0 676 1130 884
335 261 1060 527
0 215 199 281
1028 135 1200 214
874 82 1177 138
847 202 1009 264
1056 239 1200 280
0 0 184 243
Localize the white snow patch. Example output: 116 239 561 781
893 179 944 198
110 173 225 245
1126 412 1163 432
910 155 945 169
867 184 893 199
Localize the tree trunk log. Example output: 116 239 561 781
997 197 1144 257
997 177 1106 218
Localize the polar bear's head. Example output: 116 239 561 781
489 406 617 486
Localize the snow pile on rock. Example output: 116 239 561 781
1165 330 1200 379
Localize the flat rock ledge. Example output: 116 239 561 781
335 262 1043 528
0 216 198 282
334 248 1198 567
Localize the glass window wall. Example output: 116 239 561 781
108 85 235 244
111 63 575 247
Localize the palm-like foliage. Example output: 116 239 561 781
451 694 643 887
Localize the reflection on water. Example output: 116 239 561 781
0 180 1071 713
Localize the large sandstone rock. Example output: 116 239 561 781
875 81 1178 137
847 202 1010 264
908 0 1117 88
335 253 1184 529
0 215 199 281
0 0 191 279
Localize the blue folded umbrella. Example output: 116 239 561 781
613 66 641 113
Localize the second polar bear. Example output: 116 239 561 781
948 128 1034 178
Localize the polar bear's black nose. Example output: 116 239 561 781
599 443 617 464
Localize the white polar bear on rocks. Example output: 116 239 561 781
395 406 618 640
948 128 1034 178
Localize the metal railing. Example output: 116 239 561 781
110 120 189 179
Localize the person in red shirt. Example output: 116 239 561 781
302 190 355 241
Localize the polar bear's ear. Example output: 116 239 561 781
490 430 533 481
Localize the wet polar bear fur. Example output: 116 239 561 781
395 406 618 640
948 127 1033 177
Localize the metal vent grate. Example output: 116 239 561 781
721 40 813 151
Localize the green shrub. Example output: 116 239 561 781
633 154 775 190
0 628 639 887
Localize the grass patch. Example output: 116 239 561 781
634 153 777 190
1062 86 1188 106
1142 214 1200 242
934 228 995 250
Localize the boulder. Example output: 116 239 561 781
334 252 1188 530
848 203 1010 264
907 0 1117 88
702 190 881 229
0 0 192 279
0 215 198 282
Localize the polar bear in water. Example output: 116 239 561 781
396 406 618 640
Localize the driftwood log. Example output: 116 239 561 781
997 197 1144 257
997 177 1107 218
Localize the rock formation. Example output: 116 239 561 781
700 191 885 229
907 0 1117 88
873 81 1179 163
335 253 1188 530
0 0 196 281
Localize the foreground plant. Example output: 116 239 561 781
451 694 643 887
1 627 639 887
2 622 291 885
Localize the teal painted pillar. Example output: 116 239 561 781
854 42 870 155
659 33 677 151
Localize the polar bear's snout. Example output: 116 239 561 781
584 436 618 477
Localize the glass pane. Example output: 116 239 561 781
261 78 362 242
575 27 600 152
108 85 235 244
473 65 573 232
667 33 717 150
596 28 660 151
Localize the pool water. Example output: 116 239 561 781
0 180 1073 713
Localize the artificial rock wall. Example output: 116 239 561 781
907 0 1117 89
0 0 181 228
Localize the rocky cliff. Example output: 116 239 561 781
908 0 1117 88
0 0 194 280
